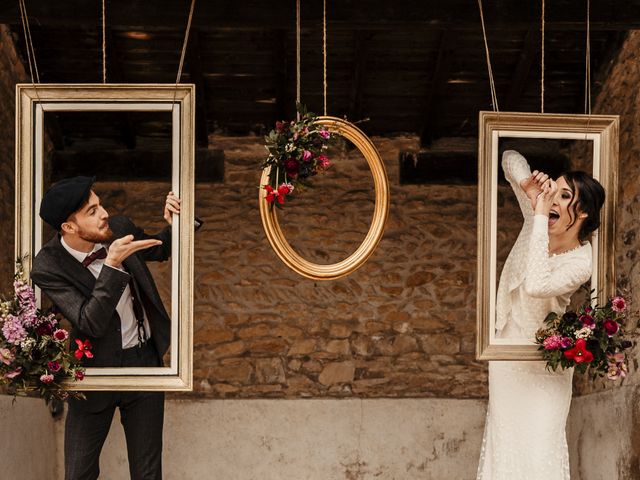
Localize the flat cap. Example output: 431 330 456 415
39 176 95 231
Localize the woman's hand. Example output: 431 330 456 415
534 179 558 217
520 170 549 210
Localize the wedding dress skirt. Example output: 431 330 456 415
476 361 574 480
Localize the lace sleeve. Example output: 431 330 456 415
502 150 534 218
523 215 592 298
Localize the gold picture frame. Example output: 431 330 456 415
259 116 390 280
15 84 195 390
476 111 618 360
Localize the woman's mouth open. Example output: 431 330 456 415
548 210 560 226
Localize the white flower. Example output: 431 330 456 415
20 337 36 352
575 327 593 339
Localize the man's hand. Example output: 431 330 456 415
105 235 162 269
520 170 549 210
164 192 181 225
534 179 558 217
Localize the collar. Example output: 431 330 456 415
60 236 106 264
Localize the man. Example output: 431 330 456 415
30 176 181 480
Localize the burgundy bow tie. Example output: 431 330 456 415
82 247 107 267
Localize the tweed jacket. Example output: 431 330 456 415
30 215 172 367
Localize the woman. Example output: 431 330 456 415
477 150 605 480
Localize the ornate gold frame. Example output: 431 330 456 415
476 111 619 361
15 84 194 390
259 116 390 280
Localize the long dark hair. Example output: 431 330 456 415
561 171 605 242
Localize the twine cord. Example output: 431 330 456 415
323 0 327 116
172 0 196 108
296 0 301 119
584 0 591 115
102 0 106 83
477 0 499 112
541 0 545 113
18 0 40 84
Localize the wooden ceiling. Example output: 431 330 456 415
0 1 636 150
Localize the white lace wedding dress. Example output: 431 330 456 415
476 151 592 480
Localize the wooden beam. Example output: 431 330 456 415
348 31 372 122
105 26 136 149
420 30 456 146
2 1 640 31
49 148 224 183
504 26 538 111
186 29 209 147
274 29 290 123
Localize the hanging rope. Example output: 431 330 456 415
584 0 591 115
477 0 499 111
175 0 196 85
102 0 107 83
18 0 40 84
296 0 301 118
541 0 545 113
323 0 327 116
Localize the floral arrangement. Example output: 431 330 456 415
262 104 332 205
535 295 633 380
0 259 87 402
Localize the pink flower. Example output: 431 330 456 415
607 365 622 380
543 335 563 350
1 315 27 345
612 296 626 313
39 373 54 384
580 314 595 329
47 361 61 373
0 348 14 365
302 150 312 162
603 319 620 337
275 121 285 132
74 370 85 381
5 367 22 379
319 129 330 139
53 329 69 342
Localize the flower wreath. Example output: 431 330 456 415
262 105 331 205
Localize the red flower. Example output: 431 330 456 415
74 370 85 381
275 121 286 132
74 339 94 360
603 319 620 337
36 322 54 336
264 184 292 204
579 314 595 329
563 339 594 363
284 158 299 178
47 361 61 373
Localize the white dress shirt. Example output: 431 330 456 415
495 150 592 340
60 237 151 348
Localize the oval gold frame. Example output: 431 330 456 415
259 116 390 280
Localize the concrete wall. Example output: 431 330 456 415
0 396 59 479
69 398 487 480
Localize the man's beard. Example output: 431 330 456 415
78 226 114 244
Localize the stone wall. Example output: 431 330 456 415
567 30 640 480
96 134 525 399
0 25 27 296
